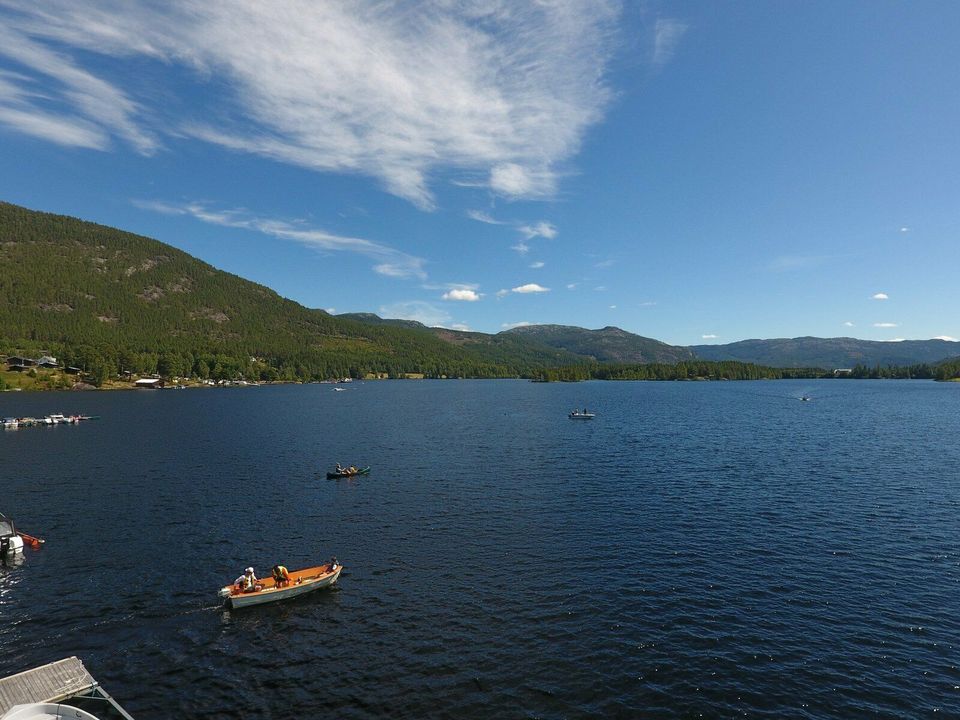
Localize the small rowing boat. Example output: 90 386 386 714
218 562 342 608
569 411 595 419
327 466 370 479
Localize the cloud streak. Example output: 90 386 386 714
511 283 550 294
652 18 688 67
135 199 426 279
0 1 619 208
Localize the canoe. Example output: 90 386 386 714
326 466 370 479
219 562 342 608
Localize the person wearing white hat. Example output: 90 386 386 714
241 566 259 592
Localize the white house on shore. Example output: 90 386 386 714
134 378 163 388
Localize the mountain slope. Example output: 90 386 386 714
337 313 590 368
691 337 959 368
0 202 502 378
502 324 696 364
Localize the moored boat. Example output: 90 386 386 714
218 562 342 608
326 466 370 479
0 513 25 557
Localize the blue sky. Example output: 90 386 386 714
0 1 957 346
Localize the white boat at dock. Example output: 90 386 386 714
0 513 24 557
2 415 97 429
218 562 342 608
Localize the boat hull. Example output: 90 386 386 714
223 564 342 608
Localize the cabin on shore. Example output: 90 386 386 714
134 377 163 389
4 356 36 372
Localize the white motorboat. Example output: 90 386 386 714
0 513 24 557
568 411 595 419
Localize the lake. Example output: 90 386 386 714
2 380 959 718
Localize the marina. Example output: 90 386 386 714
2 415 97 430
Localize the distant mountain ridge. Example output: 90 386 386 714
502 324 695 364
691 336 959 369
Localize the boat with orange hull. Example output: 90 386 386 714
218 562 342 608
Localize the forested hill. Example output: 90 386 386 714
502 324 696 364
0 201 571 380
691 337 960 369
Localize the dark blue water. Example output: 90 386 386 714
2 380 959 718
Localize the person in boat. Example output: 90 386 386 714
242 566 260 592
335 462 343 474
272 564 291 587
347 466 356 475
330 556 339 571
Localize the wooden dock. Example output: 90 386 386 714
0 657 134 719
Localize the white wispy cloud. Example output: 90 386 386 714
530 261 545 269
502 321 532 329
702 334 718 339
900 227 910 233
511 241 530 255
594 259 615 268
511 283 549 294
324 307 336 314
450 323 471 331
843 321 855 327
0 1 619 208
609 304 617 309
871 292 889 300
639 301 657 307
466 209 504 225
134 199 426 279
379 301 450 327
0 24 157 153
518 222 558 240
495 289 509 298
652 18 688 67
873 322 898 328
934 335 958 342
566 283 579 290
442 288 482 302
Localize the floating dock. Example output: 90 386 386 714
0 657 134 719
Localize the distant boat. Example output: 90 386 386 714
218 562 342 608
333 387 346 392
800 395 811 402
569 410 595 419
327 466 371 479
